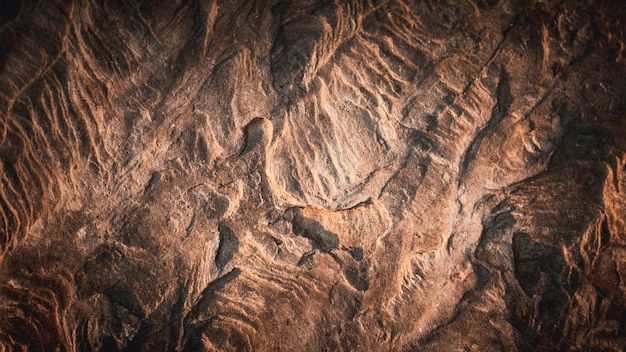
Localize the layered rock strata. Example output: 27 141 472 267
0 0 625 350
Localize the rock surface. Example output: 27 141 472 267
0 0 625 350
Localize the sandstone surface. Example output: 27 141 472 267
0 0 625 350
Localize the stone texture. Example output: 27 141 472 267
0 0 625 350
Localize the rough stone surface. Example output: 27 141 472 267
0 0 625 351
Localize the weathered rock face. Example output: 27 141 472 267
0 0 625 350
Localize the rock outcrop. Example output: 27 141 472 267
0 0 625 350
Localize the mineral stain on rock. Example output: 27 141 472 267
0 0 625 351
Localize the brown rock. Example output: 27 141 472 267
0 0 625 350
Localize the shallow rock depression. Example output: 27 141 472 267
1 0 625 350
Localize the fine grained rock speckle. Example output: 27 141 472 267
0 0 625 350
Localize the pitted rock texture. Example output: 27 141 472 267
1 0 625 351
